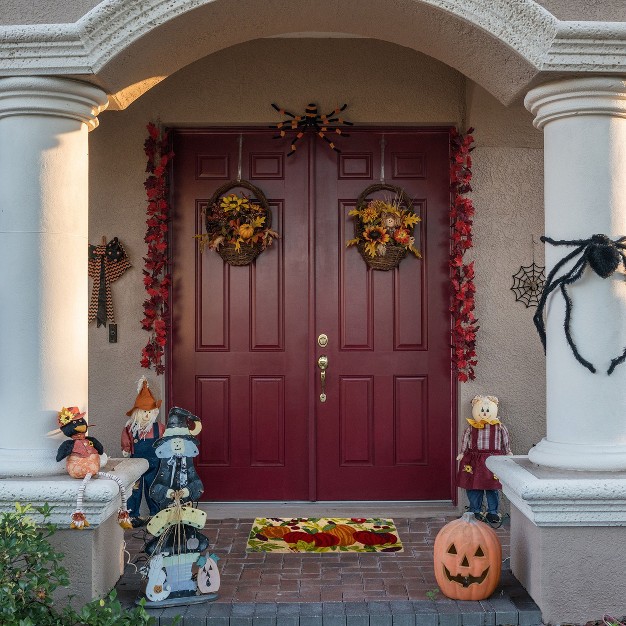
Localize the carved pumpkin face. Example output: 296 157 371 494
433 513 501 600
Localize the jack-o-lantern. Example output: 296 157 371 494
433 512 501 600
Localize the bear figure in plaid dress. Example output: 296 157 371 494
456 395 512 524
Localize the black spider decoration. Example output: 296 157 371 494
534 233 626 375
271 102 353 156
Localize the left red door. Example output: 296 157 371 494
170 130 311 499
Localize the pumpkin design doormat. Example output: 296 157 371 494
246 517 403 553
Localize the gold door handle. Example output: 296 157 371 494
318 355 328 403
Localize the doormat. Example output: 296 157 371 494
246 517 403 553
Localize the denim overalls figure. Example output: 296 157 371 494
122 377 165 526
126 422 162 518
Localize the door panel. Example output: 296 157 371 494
170 128 453 501
171 131 310 500
313 131 452 500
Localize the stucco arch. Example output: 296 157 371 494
0 0 561 107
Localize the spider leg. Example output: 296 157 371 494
533 245 587 350
541 236 592 247
560 259 597 373
271 103 298 119
287 131 305 156
323 104 348 118
318 130 341 153
606 250 626 375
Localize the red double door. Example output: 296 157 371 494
171 128 454 501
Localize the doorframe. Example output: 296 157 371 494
166 125 459 504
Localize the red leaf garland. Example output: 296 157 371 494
450 128 479 381
141 122 173 375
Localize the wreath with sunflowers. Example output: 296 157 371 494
346 183 421 270
195 180 279 266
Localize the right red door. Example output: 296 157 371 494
314 129 453 500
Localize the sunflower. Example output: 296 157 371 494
220 194 244 213
363 226 390 244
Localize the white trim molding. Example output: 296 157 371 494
0 0 623 106
487 456 626 527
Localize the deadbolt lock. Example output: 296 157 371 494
318 333 328 348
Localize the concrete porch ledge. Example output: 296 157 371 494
0 457 148 525
0 457 148 604
487 455 626 623
487 455 626 526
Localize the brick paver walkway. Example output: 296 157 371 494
117 516 542 625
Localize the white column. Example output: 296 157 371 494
0 77 108 477
525 77 626 470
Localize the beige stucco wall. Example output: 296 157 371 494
88 38 545 496
462 83 546 462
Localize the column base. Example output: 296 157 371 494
488 455 626 624
528 438 626 471
0 458 148 604
0 447 67 477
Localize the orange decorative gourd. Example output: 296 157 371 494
326 524 356 546
433 512 501 600
260 525 291 539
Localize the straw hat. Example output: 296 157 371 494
126 376 162 416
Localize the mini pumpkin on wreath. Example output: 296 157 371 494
195 180 279 266
346 183 421 271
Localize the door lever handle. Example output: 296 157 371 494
318 355 328 402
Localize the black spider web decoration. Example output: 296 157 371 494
511 263 545 307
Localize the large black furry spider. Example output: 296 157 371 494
271 102 353 156
534 233 626 375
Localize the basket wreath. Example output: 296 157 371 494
346 183 421 271
195 180 279 266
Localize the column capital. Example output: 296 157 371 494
0 76 108 130
525 76 626 129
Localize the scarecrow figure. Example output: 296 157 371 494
121 376 165 527
456 395 512 524
55 406 132 529
149 407 204 508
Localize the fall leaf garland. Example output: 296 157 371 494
140 122 173 374
450 128 479 382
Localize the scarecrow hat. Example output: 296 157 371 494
153 407 202 449
57 406 86 428
126 376 162 416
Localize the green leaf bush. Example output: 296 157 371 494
0 503 161 626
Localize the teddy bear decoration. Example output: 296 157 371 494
456 395 512 525
55 406 132 529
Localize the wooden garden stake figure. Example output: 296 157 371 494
139 407 220 605
121 376 165 527
55 406 132 529
456 395 512 524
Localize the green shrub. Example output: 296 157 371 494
0 503 159 626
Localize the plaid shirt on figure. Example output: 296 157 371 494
459 422 512 455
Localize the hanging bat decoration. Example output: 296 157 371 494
271 102 353 156
534 234 626 375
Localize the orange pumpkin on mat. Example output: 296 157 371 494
260 525 291 539
433 512 501 600
327 524 356 546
